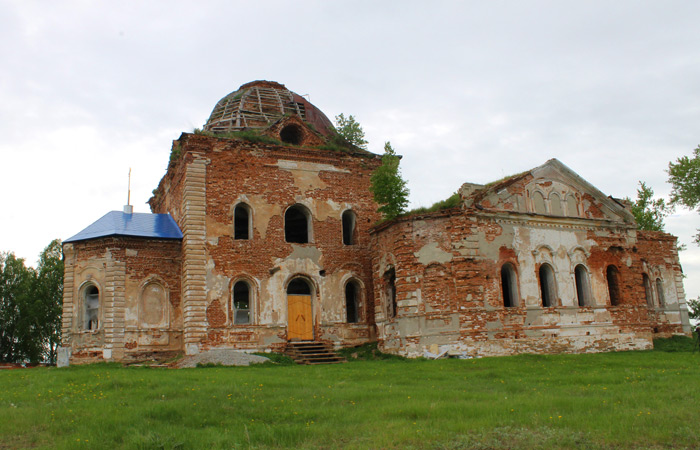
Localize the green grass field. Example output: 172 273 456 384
1 337 699 449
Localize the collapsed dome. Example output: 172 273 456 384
203 80 335 136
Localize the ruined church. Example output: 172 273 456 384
59 80 691 364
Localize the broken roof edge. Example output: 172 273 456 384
369 206 463 234
462 158 635 222
179 130 382 159
64 211 183 243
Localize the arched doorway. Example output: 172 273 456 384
287 277 313 340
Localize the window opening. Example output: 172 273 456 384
533 191 546 214
285 205 310 243
550 193 563 216
233 281 251 324
539 264 557 307
606 265 621 306
501 263 519 307
384 269 397 318
234 204 250 240
280 124 303 145
643 274 653 307
565 194 578 217
574 265 591 307
655 278 665 306
84 285 100 330
287 278 312 295
345 280 360 323
342 210 356 245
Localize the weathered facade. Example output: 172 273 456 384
59 81 691 365
371 160 691 357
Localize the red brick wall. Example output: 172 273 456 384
371 208 688 357
150 133 383 350
67 237 182 362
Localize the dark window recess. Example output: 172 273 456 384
345 281 360 323
539 264 557 307
287 278 311 295
342 210 356 245
607 265 621 306
643 274 653 307
384 269 397 318
280 124 303 145
574 265 591 307
655 278 665 306
234 204 249 240
285 206 309 243
84 285 100 330
233 281 250 324
501 263 518 307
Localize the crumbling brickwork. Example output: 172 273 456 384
371 160 691 358
147 125 382 356
61 81 690 365
61 238 182 363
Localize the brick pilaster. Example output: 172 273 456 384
181 153 208 353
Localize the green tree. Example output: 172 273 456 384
370 141 410 220
668 145 700 243
0 240 63 364
0 252 37 363
334 113 368 150
687 297 699 322
33 239 63 364
628 181 669 231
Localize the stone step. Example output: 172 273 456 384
285 341 346 365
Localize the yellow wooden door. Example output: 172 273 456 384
287 295 313 340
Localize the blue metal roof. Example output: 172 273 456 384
65 211 183 243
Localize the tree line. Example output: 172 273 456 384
0 239 63 364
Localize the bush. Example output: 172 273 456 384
653 334 697 352
253 352 295 365
403 192 461 217
338 342 407 361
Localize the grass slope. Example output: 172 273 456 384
1 338 699 449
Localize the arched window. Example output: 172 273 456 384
501 263 519 307
384 268 397 319
655 278 665 306
533 191 546 214
83 284 100 330
643 274 653 307
285 205 311 243
345 280 361 323
234 203 251 240
342 210 356 245
233 281 252 324
280 124 303 145
539 264 558 307
140 281 168 328
565 194 578 217
606 265 621 306
550 193 563 216
574 265 592 307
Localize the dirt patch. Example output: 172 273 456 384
172 349 270 368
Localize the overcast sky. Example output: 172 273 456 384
1 1 699 300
